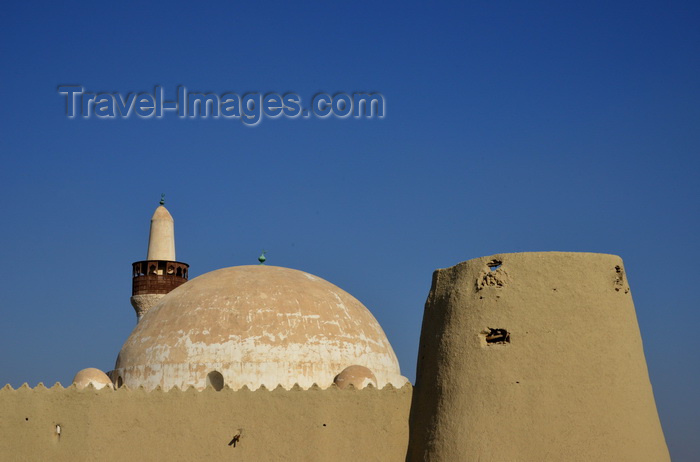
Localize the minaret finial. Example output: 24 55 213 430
159 193 165 206
258 250 267 265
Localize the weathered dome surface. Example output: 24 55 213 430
73 368 113 390
114 265 406 390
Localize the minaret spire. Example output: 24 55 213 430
146 197 176 261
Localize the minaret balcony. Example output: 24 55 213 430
132 260 189 295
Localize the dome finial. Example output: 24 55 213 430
159 193 165 206
258 250 267 265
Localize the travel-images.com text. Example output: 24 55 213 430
57 86 385 126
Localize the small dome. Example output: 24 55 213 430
114 265 407 390
334 365 377 389
72 368 113 390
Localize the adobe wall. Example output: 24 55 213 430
408 252 670 461
0 383 412 461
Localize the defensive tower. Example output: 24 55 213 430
408 252 669 461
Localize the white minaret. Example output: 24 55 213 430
130 195 189 322
146 199 176 261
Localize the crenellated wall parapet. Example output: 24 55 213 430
0 382 412 461
0 381 410 393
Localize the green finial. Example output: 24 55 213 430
159 193 165 206
258 250 267 265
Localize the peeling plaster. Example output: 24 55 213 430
115 266 407 391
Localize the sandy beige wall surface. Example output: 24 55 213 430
0 383 412 462
408 252 670 462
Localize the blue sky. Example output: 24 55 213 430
1 0 698 459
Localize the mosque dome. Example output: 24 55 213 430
333 365 377 389
113 265 407 391
72 368 113 390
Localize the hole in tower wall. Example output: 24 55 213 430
116 376 123 388
614 265 628 292
207 371 225 391
482 328 510 345
487 260 502 271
